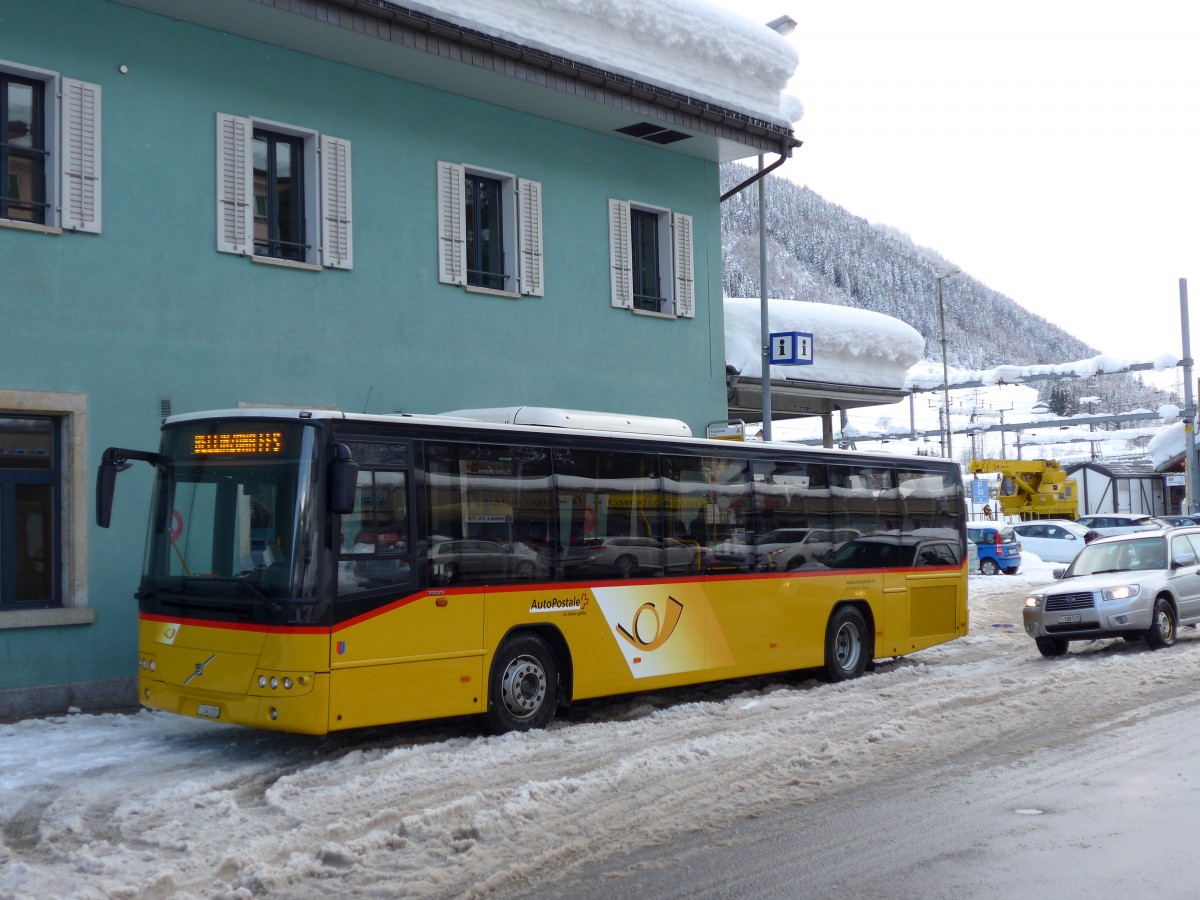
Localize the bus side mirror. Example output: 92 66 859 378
330 443 358 515
96 458 120 528
95 446 171 529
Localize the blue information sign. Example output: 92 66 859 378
769 331 814 365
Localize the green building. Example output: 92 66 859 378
0 0 797 715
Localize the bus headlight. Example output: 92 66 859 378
252 670 314 695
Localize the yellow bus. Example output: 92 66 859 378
96 407 968 735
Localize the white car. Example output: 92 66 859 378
1075 514 1167 536
753 527 859 570
1010 519 1096 564
589 536 699 577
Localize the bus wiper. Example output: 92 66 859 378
188 575 271 600
184 575 284 613
135 585 189 603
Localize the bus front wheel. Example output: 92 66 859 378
486 633 559 733
823 606 869 682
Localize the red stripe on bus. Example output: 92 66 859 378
139 612 320 634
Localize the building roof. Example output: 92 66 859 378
1066 459 1161 480
111 0 799 162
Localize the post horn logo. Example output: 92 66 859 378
615 596 684 651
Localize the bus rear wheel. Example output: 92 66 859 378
823 606 869 682
486 633 559 733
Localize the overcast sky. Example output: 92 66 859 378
710 0 1199 382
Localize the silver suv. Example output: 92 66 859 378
1022 527 1200 657
1074 514 1166 536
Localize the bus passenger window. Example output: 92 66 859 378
662 455 752 575
337 442 411 594
425 442 553 585
749 459 834 571
550 449 664 579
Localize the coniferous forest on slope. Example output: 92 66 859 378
718 163 1174 420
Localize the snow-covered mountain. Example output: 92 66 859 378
719 163 1175 417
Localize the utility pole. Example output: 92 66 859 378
936 270 961 461
1182 279 1197 513
758 155 771 442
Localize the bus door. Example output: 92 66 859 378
899 469 966 651
329 438 482 727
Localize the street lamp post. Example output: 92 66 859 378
936 270 961 461
756 15 797 443
759 154 771 442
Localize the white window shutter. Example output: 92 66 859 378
517 178 544 297
437 161 466 285
320 135 353 269
609 199 633 309
215 113 253 255
672 211 695 318
60 79 101 233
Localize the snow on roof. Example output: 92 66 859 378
724 296 1181 396
724 297 924 390
403 0 803 125
1149 419 1187 469
905 353 1183 391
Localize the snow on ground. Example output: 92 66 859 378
5 554 1200 897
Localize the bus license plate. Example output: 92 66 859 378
1058 614 1081 624
196 704 221 719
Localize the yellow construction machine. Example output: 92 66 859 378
967 458 1079 521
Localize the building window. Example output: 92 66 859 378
0 61 101 233
437 161 543 297
631 208 664 312
0 391 91 629
2 73 45 224
253 129 305 262
216 113 353 269
465 173 504 290
0 416 60 607
608 198 694 318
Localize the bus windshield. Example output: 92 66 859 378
139 420 319 619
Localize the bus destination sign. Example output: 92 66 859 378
193 431 284 456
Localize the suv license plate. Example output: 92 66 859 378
1058 614 1082 624
196 704 221 719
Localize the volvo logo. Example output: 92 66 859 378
183 653 217 686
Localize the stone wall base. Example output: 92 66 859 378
0 677 138 721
